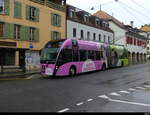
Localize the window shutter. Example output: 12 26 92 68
20 26 30 41
9 23 14 39
34 28 39 42
35 8 39 22
25 27 30 41
58 15 61 26
26 5 30 20
20 26 27 41
4 0 10 15
51 31 54 40
4 23 14 39
59 32 61 39
14 1 22 19
51 13 54 25
4 23 10 38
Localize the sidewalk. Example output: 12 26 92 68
0 67 40 80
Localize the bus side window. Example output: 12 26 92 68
100 51 103 59
73 48 79 61
63 49 72 62
58 48 72 65
80 50 88 61
122 52 127 58
96 51 101 60
88 50 95 60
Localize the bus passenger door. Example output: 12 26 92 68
72 40 79 62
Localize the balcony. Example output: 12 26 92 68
29 0 66 12
46 0 66 12
30 0 45 5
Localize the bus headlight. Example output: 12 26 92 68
55 66 58 70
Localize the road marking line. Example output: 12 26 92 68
119 90 130 94
58 108 70 113
87 99 93 102
98 95 110 99
144 85 150 88
128 88 136 91
98 95 150 107
109 98 150 107
109 92 121 96
76 102 84 106
136 87 145 90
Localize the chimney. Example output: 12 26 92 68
130 21 134 28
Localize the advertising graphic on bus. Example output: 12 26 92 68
108 45 129 68
40 39 129 77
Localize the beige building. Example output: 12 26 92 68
0 0 66 72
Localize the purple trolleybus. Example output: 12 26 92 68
40 39 108 77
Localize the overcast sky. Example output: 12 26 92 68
67 0 150 28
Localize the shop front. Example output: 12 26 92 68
0 41 29 73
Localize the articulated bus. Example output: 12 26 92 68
40 39 128 77
107 45 129 68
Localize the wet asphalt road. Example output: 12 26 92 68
0 62 150 112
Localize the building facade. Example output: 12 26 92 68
125 26 148 64
0 0 66 72
94 10 148 64
67 5 114 44
140 24 150 58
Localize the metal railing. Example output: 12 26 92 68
29 0 66 12
46 0 66 12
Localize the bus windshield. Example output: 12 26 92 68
41 48 59 62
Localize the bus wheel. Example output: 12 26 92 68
69 67 76 77
102 64 106 71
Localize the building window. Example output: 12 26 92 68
52 31 60 40
29 27 35 41
81 30 84 39
84 15 88 22
108 36 110 43
96 19 99 26
0 22 3 37
99 34 101 41
53 14 59 26
30 7 36 21
14 25 21 40
93 33 96 41
87 31 90 40
26 5 39 22
0 0 4 14
134 38 136 45
73 28 76 38
70 10 75 18
104 35 106 42
51 14 61 26
127 37 133 45
147 47 149 50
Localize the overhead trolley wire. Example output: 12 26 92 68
117 1 146 25
119 1 150 19
131 0 150 14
